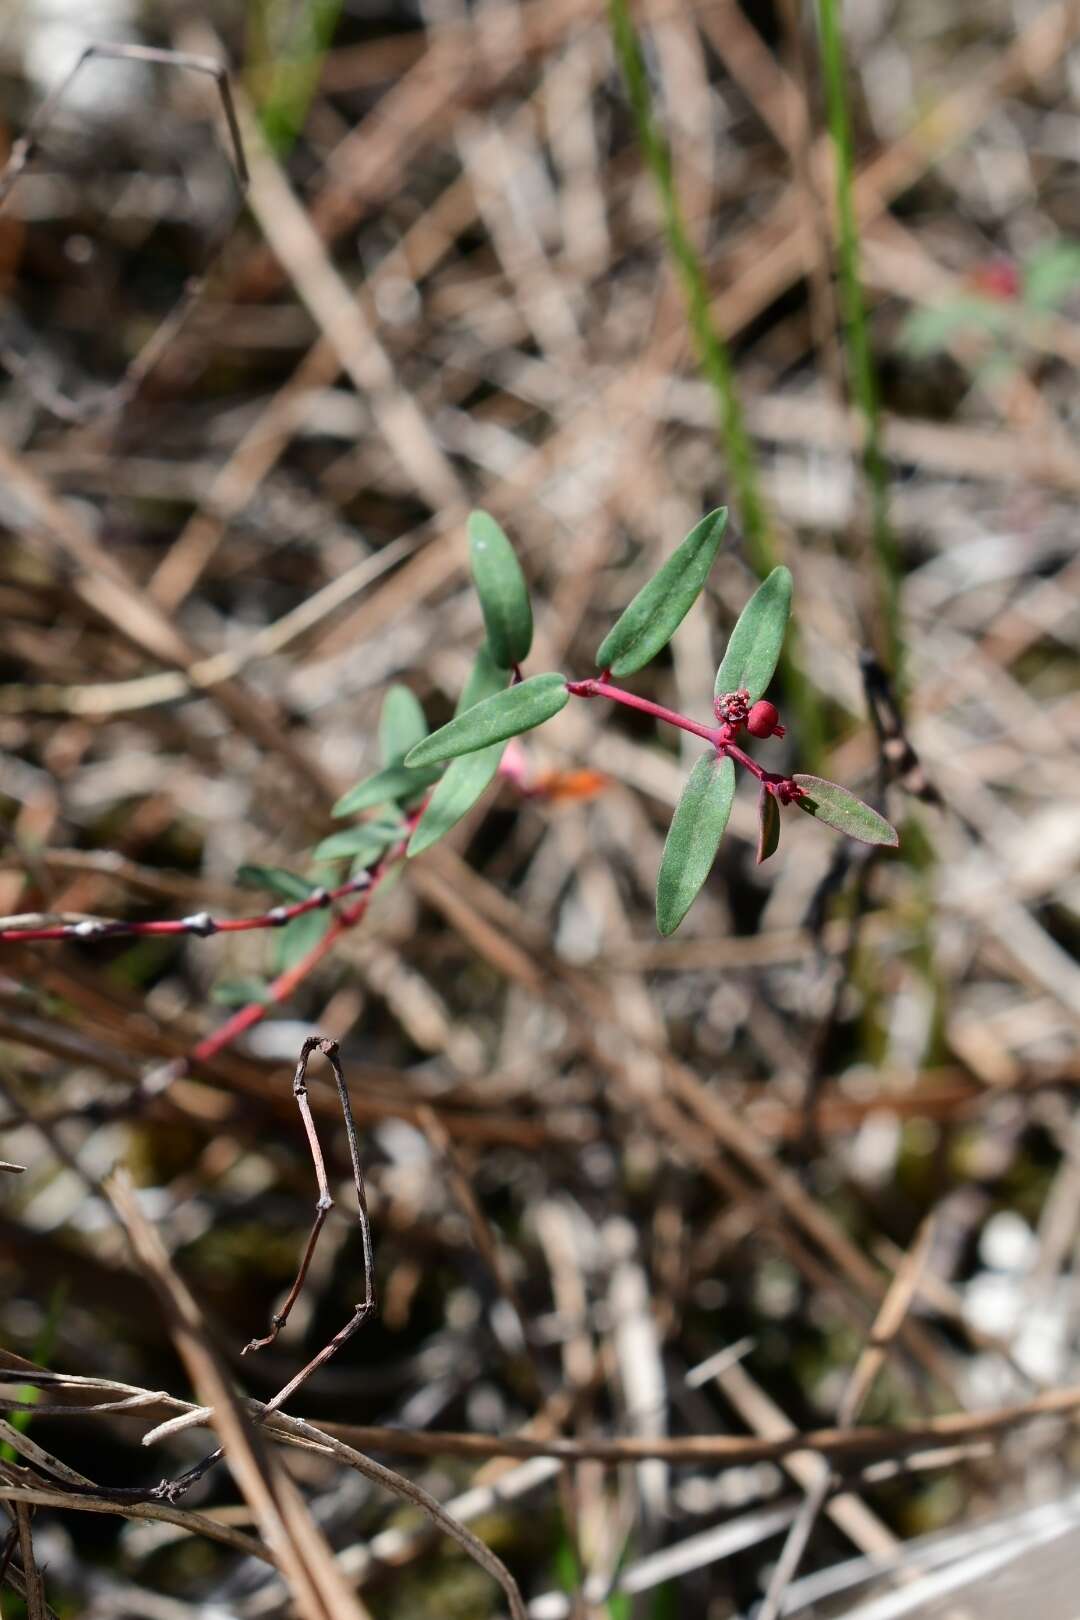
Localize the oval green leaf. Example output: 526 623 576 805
457 641 510 713
236 865 317 901
405 645 512 857
212 977 273 1007
596 508 728 677
468 510 533 668
379 685 428 767
404 672 568 767
313 819 404 864
656 752 736 936
792 775 899 846
273 906 332 974
407 742 506 857
714 566 793 704
332 761 441 818
756 784 781 865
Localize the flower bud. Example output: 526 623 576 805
746 700 785 739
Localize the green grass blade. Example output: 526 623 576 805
816 0 901 672
608 0 772 576
250 0 344 156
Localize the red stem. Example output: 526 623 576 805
0 873 374 945
565 677 792 794
566 678 722 745
191 812 420 1068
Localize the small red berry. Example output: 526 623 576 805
968 258 1021 301
746 700 785 739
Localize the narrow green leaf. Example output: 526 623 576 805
468 511 533 667
379 684 428 767
756 783 780 865
273 906 332 974
1022 240 1080 311
212 977 273 1007
313 819 403 864
407 742 506 857
655 752 736 936
236 865 317 902
402 644 514 857
458 642 511 713
332 761 441 818
404 672 568 767
595 508 727 677
792 775 898 846
714 566 793 704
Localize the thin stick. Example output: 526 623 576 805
162 1036 376 1499
243 1037 375 1355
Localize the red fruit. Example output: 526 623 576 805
746 700 785 739
968 258 1021 301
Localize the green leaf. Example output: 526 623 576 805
236 865 317 902
1022 240 1080 311
792 775 898 846
273 906 332 974
332 761 441 818
313 818 403 864
404 672 568 766
407 742 506 857
379 685 428 767
457 642 511 713
899 296 1011 357
756 783 780 864
714 566 792 705
595 508 728 677
212 977 273 1007
655 752 736 935
468 511 533 668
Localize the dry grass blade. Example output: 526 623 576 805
758 1216 938 1620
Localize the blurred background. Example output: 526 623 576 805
1 0 1079 1615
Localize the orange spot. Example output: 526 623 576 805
530 768 610 803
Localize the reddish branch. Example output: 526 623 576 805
0 872 372 945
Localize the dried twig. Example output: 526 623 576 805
242 1035 375 1357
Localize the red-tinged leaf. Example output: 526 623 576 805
792 775 899 846
756 783 780 864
